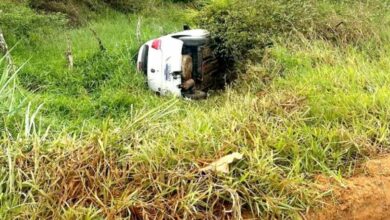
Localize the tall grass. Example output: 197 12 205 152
3 38 390 218
9 5 186 132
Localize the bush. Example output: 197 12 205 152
102 0 147 13
29 0 103 25
29 0 150 24
102 0 193 13
197 0 317 61
0 2 67 42
1 0 197 28
28 0 188 23
197 0 386 63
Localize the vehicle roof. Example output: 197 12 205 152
169 29 209 38
141 29 209 47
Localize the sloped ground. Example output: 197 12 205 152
308 155 390 220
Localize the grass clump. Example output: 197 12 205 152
0 59 25 136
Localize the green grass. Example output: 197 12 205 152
1 1 390 219
8 6 187 133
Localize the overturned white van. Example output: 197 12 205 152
137 28 222 99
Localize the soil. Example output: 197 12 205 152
307 155 390 220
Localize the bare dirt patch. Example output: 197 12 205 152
308 155 390 220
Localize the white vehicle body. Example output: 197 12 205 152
137 29 213 98
142 37 183 96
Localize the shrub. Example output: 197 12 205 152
0 2 67 42
197 0 386 63
29 0 102 25
28 0 186 23
29 0 155 24
102 0 147 13
170 0 195 2
103 0 193 13
197 0 318 61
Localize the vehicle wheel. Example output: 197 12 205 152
179 36 208 46
183 90 207 100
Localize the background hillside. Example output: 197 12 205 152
1 0 390 218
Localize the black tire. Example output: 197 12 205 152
183 90 207 100
179 36 208 46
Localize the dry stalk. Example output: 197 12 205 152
0 28 15 73
65 35 74 70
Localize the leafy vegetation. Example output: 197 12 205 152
28 0 195 24
198 0 386 63
0 0 390 218
0 1 66 42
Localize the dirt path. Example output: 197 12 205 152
308 155 390 220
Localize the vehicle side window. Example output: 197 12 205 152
141 45 149 75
